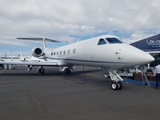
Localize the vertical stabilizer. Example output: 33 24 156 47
42 38 47 51
18 53 25 61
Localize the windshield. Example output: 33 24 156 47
106 38 123 44
97 39 106 45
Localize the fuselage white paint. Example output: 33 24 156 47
43 35 154 68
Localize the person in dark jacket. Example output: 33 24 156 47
154 62 160 89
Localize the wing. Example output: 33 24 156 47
0 61 59 66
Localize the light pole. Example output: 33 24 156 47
11 50 13 61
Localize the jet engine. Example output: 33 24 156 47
32 47 44 57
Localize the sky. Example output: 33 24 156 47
0 0 160 56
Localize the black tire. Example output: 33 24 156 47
30 67 32 70
38 68 44 75
38 68 41 74
41 68 45 75
117 81 123 90
111 82 118 90
65 68 71 74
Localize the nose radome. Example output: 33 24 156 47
124 44 155 65
145 54 155 63
139 52 155 64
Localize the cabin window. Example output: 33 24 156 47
60 51 62 55
106 38 123 44
51 52 53 56
63 50 66 55
54 52 55 55
97 39 106 45
68 50 70 54
73 49 76 54
57 52 58 55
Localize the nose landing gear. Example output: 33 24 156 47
111 81 123 90
108 69 123 90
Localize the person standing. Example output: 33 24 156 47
154 62 160 89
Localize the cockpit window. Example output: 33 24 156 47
106 38 123 44
97 39 106 45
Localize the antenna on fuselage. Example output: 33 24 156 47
77 39 79 42
66 41 69 44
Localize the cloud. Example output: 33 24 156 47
0 0 160 49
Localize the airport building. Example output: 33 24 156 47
0 55 22 69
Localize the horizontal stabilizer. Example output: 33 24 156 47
17 38 60 42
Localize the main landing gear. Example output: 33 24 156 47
37 66 45 75
108 69 123 90
64 67 71 73
60 66 72 74
37 66 72 75
27 65 32 72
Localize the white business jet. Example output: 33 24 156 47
0 35 154 90
18 53 46 71
18 53 41 62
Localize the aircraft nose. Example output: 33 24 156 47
125 44 155 65
137 52 155 64
144 54 155 63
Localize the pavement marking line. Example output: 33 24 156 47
86 73 104 78
0 69 5 73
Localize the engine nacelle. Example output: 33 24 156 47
32 47 43 57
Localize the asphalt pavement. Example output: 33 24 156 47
0 66 160 120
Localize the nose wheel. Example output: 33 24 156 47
111 81 123 90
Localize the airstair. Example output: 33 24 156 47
138 66 150 87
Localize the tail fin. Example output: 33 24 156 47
130 33 160 52
17 38 60 50
18 53 25 61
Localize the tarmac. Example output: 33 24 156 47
0 66 160 120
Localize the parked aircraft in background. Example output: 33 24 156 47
0 35 154 90
18 53 41 62
130 33 160 66
0 58 4 69
18 53 46 63
18 53 46 71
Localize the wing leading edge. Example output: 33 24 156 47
0 61 58 66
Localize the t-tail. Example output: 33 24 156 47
17 37 60 58
18 53 25 61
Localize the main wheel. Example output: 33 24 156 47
117 81 123 90
41 68 45 75
65 68 71 74
38 68 45 75
111 82 118 90
29 66 32 70
38 68 41 74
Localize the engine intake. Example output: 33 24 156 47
32 47 43 57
